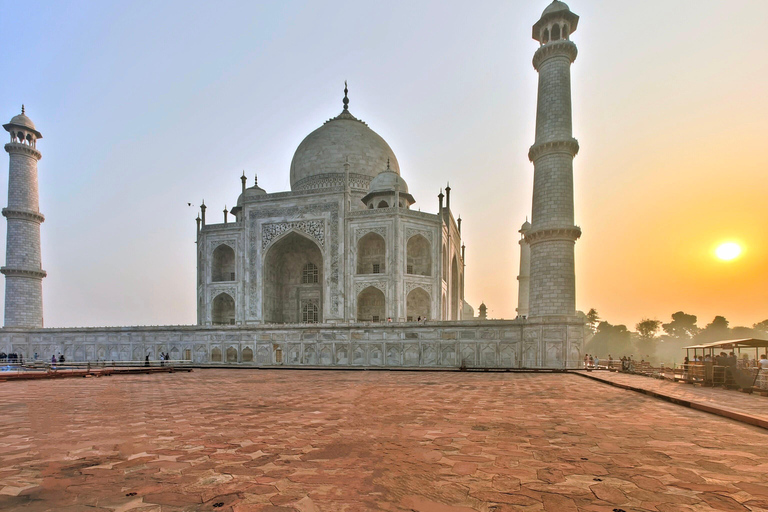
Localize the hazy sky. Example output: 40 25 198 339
1 0 766 329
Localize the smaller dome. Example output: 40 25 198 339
237 177 267 206
369 165 409 194
543 0 570 16
9 112 35 131
520 220 532 233
4 106 42 139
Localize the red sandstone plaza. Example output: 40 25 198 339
2 370 768 512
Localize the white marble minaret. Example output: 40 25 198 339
526 1 581 317
2 106 46 328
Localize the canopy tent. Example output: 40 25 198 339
684 338 768 351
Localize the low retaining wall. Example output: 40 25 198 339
0 317 585 369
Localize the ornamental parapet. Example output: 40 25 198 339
532 40 578 70
292 172 373 192
4 142 42 160
0 267 47 279
528 138 579 162
524 226 581 245
2 208 45 223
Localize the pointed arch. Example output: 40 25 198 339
357 286 385 322
212 293 235 325
357 232 386 274
451 255 459 320
406 287 431 321
212 244 235 282
263 231 323 323
406 234 431 276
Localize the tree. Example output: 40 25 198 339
694 316 730 343
586 308 600 334
635 319 662 359
585 321 633 357
662 312 699 340
636 319 662 340
753 319 768 337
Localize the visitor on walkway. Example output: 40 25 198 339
145 355 150 367
759 354 768 370
594 355 600 369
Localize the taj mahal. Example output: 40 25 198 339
0 1 586 368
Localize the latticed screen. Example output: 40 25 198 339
301 301 319 323
302 262 319 283
372 263 381 274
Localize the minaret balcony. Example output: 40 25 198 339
524 226 582 246
528 138 579 162
2 208 45 223
4 142 42 160
0 267 47 278
532 39 577 69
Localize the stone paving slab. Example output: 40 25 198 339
575 370 768 430
2 370 768 511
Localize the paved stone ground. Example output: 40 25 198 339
2 370 768 512
576 370 768 428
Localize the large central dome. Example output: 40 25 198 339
289 89 399 191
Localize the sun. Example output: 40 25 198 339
715 242 742 261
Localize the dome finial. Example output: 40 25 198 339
386 157 390 170
254 174 258 186
343 81 349 111
21 105 25 115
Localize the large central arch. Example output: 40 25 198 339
263 231 323 323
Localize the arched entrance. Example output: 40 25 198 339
263 231 323 323
407 287 430 321
212 293 235 325
357 286 385 322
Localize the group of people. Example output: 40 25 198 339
583 353 601 369
0 352 22 363
144 352 172 367
583 353 639 372
684 351 767 369
51 354 65 364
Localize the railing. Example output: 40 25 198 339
0 359 192 373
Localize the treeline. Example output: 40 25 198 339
584 309 768 365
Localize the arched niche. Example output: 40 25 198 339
551 23 561 41
357 286 385 322
406 234 431 276
451 255 459 320
407 287 431 321
263 231 323 323
212 244 235 282
212 293 235 325
357 232 386 274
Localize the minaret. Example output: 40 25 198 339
2 107 46 328
526 2 581 317
516 219 531 318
